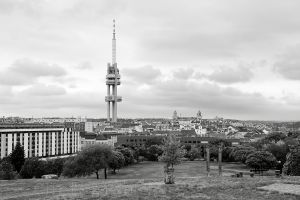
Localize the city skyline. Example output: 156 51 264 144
1 0 300 120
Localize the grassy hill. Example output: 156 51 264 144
0 161 299 199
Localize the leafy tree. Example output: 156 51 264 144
230 145 256 163
0 160 16 180
63 144 113 179
146 145 163 161
109 151 125 174
61 157 80 178
183 144 192 152
209 138 231 147
245 151 277 170
9 142 25 173
45 158 66 176
222 147 235 162
20 158 46 178
159 135 185 168
185 147 200 161
263 132 286 143
284 137 299 146
283 144 300 176
136 146 148 160
266 142 289 171
117 147 134 166
145 137 163 147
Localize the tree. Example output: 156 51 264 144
9 142 25 173
159 135 185 184
283 144 300 176
62 144 113 179
245 151 277 170
146 145 163 161
45 158 66 176
230 145 256 163
20 158 46 178
0 160 16 180
117 147 134 166
159 135 185 168
222 147 235 162
209 138 231 147
109 151 125 174
145 137 163 147
263 132 286 143
186 147 200 161
266 142 289 171
183 144 192 152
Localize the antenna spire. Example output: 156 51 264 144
112 19 116 64
113 19 116 40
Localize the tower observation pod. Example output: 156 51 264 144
105 19 122 122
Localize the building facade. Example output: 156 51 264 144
116 135 240 147
0 124 80 159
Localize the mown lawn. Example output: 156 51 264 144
0 161 299 200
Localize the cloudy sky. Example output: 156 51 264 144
1 0 300 120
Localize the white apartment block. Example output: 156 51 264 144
0 124 80 159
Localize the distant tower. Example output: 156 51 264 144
105 19 122 122
173 110 178 120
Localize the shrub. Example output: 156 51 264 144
20 158 46 178
0 161 16 180
245 151 277 170
45 158 66 176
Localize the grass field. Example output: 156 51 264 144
0 161 299 200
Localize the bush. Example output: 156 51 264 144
44 158 66 176
20 158 46 178
245 151 277 170
0 161 16 180
62 157 80 178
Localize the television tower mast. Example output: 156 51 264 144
105 19 122 122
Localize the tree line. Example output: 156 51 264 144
1 131 299 180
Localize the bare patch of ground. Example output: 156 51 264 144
258 183 300 196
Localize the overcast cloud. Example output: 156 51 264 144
0 0 300 120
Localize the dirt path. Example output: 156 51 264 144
258 183 300 196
